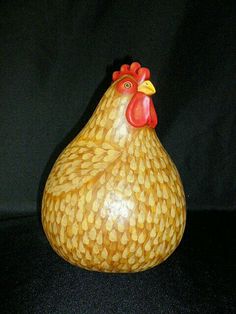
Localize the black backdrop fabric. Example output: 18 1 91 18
0 0 235 217
0 1 236 313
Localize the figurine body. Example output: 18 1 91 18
42 62 186 272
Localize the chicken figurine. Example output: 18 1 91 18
42 62 186 272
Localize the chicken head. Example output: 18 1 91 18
113 62 158 128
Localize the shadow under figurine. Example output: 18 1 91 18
41 62 186 272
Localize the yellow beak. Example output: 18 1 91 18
137 80 156 95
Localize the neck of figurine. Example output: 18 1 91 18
76 85 157 149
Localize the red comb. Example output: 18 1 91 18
112 62 150 84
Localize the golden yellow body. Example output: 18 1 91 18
42 68 186 273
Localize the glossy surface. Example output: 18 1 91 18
42 62 186 272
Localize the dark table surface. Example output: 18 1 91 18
1 211 235 314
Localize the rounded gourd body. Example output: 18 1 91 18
42 64 186 272
42 62 186 272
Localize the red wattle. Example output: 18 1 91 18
126 92 158 128
148 98 158 128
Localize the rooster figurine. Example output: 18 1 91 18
42 62 186 272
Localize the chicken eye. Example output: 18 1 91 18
124 81 132 89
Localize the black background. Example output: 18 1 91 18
0 1 235 313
